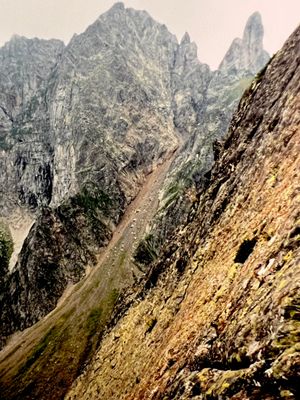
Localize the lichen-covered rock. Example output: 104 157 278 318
65 24 300 400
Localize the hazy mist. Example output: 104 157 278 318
0 0 299 68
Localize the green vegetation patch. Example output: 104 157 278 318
225 75 254 105
78 288 120 374
85 289 120 335
86 307 103 337
72 186 112 216
19 325 61 375
57 185 114 244
161 182 183 211
134 233 158 267
107 288 119 306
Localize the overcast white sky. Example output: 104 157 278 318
0 0 299 69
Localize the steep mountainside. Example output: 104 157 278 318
136 12 269 266
0 36 64 211
0 5 297 400
0 152 179 400
0 5 269 348
65 25 300 400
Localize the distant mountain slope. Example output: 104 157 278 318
0 3 182 346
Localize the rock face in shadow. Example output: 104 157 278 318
0 36 64 212
0 192 116 344
65 25 300 400
0 222 13 284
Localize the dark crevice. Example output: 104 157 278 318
0 105 14 123
234 238 257 264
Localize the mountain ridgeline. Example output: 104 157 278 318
0 4 269 348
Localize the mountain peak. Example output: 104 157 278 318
243 11 264 48
110 2 125 12
218 11 269 73
180 32 191 45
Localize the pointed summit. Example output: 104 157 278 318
180 32 191 45
110 2 125 11
103 2 125 17
176 31 198 67
96 2 125 24
243 12 264 50
218 11 269 73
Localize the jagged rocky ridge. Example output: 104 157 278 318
66 25 300 399
0 4 268 347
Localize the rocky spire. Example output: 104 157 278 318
219 11 269 73
180 32 191 45
243 11 264 49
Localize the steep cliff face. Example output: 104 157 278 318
0 222 13 284
65 25 300 400
49 2 180 207
135 12 270 266
0 36 64 213
171 32 211 138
